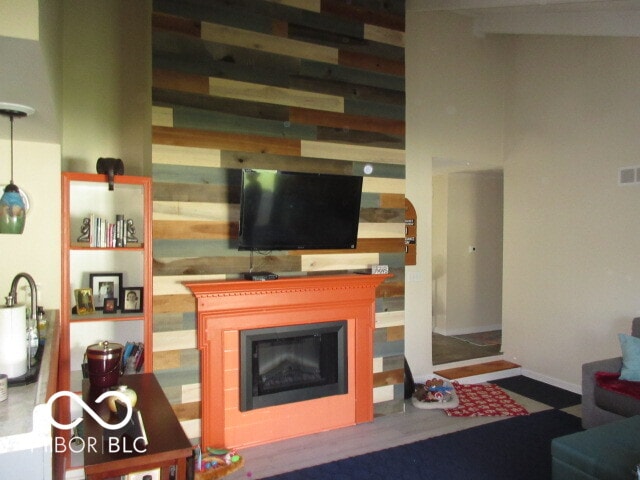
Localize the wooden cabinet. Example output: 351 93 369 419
82 374 192 480
59 172 153 394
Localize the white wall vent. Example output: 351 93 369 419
619 166 640 185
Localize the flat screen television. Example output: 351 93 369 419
238 169 363 251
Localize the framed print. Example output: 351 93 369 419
90 273 122 310
74 288 95 315
103 297 117 314
122 287 143 313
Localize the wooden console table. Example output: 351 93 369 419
82 373 192 480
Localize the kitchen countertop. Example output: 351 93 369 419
0 311 59 452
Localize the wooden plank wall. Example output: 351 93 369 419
151 0 406 443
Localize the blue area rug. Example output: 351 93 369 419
263 409 582 480
490 375 581 410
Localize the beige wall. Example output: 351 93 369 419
408 11 640 391
0 0 149 322
406 12 508 378
0 140 61 309
0 0 149 312
61 0 151 175
0 1 61 310
502 35 640 390
408 13 509 169
0 0 38 40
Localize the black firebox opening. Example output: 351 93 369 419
240 321 347 411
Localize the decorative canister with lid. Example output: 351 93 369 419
85 341 123 388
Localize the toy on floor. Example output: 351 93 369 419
411 378 459 409
194 445 245 479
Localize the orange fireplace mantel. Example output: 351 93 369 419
185 274 390 448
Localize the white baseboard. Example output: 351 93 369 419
451 368 522 384
521 369 581 395
416 361 581 394
415 366 522 385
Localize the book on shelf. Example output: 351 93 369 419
122 341 144 374
85 213 131 248
115 214 125 247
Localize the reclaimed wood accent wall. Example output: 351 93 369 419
151 0 406 442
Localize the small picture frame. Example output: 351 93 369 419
103 297 117 314
121 287 143 313
74 288 95 315
89 273 122 310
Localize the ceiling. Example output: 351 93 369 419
406 0 640 37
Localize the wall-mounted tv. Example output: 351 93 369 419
238 169 363 251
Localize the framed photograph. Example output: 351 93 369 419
89 273 122 310
74 288 95 315
122 287 143 313
103 297 117 314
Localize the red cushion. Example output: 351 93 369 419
595 371 640 400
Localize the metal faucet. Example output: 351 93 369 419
7 272 39 369
8 272 38 320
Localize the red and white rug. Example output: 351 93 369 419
444 382 529 417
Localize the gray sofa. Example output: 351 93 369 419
581 317 640 428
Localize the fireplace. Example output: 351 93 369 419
186 274 389 448
240 321 348 411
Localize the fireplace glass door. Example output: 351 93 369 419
240 321 347 411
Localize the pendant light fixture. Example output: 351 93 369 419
0 103 34 234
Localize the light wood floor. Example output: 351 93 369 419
225 387 581 480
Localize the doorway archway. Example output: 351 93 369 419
432 169 504 365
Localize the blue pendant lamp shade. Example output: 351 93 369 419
0 104 34 234
0 183 25 234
